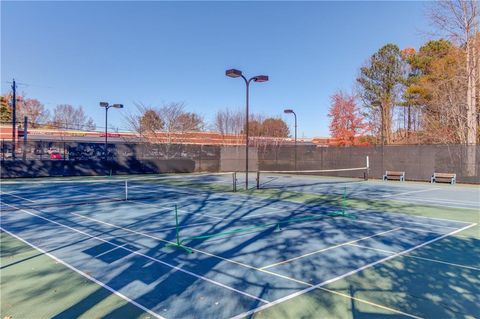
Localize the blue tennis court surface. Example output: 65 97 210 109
1 174 478 319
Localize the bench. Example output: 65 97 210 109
383 171 405 182
431 172 456 185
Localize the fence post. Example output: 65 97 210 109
365 156 369 180
199 144 202 172
23 116 28 160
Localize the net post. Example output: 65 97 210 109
256 171 260 189
275 223 282 232
125 180 128 201
328 186 355 219
166 205 193 253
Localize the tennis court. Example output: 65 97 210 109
1 172 479 319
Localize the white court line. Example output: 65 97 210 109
380 187 441 198
352 218 446 234
394 196 480 207
1 190 226 222
230 222 477 319
1 192 37 203
240 186 476 224
1 189 289 228
0 227 166 319
348 243 480 272
348 205 473 225
353 213 464 231
2 202 269 304
316 286 423 319
259 182 477 210
260 227 402 270
144 183 286 213
16 174 474 210
2 189 469 236
94 243 128 258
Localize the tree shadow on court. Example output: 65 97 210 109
39 186 334 318
2 182 479 319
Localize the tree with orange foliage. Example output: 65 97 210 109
328 91 370 145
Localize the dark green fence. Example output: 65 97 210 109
2 140 478 183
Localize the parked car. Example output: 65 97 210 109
50 151 62 160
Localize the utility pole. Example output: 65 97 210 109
11 79 16 159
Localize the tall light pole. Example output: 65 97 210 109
226 69 268 189
284 109 297 170
99 102 123 160
11 79 17 159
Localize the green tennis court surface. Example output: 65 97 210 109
1 173 479 318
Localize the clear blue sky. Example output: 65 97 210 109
1 1 432 137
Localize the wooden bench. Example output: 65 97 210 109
431 172 456 184
383 171 405 182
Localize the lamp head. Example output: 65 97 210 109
226 69 243 78
112 104 124 109
284 109 294 114
253 75 269 82
99 102 109 108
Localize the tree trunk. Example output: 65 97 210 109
407 105 411 138
465 3 477 176
466 38 477 145
382 99 392 144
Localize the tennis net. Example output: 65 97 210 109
256 166 369 190
0 172 237 211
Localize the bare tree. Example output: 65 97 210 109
127 102 204 158
214 108 244 136
17 98 50 126
213 108 245 145
52 104 96 130
0 94 50 126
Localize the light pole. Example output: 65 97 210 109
284 109 297 170
99 102 123 160
11 79 17 159
226 69 268 189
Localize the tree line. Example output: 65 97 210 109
0 95 291 139
0 94 96 131
329 0 479 145
127 102 290 140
